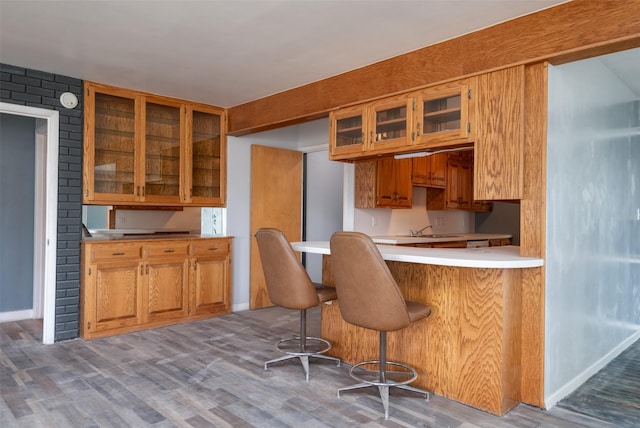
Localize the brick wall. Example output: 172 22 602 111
1 63 83 341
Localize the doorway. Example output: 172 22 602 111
0 102 59 344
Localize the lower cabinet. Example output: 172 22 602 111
81 237 232 339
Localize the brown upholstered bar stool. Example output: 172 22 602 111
255 228 340 381
330 231 432 419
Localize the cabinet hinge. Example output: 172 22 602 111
412 99 416 111
468 89 472 99
87 322 91 330
140 265 144 275
88 267 92 276
467 123 471 133
87 88 90 96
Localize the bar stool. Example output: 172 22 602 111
329 231 432 419
255 228 340 381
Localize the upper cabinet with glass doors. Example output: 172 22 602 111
413 78 474 148
328 78 476 160
329 94 413 161
84 82 226 207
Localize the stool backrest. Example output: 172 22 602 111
330 231 410 332
255 228 320 310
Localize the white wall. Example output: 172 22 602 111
544 52 640 407
350 186 475 236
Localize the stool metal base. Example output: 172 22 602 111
264 336 340 381
339 360 429 419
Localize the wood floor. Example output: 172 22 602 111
0 306 635 427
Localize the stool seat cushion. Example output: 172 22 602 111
313 283 338 303
406 300 432 323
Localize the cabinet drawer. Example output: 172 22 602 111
89 243 141 262
190 239 230 256
143 242 189 258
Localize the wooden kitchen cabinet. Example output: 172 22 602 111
84 81 226 207
474 66 525 200
329 105 367 159
142 241 190 323
413 78 474 148
355 158 412 208
81 242 143 335
412 153 447 188
184 104 226 206
446 153 472 210
81 237 232 339
330 95 413 160
190 239 232 317
425 150 492 212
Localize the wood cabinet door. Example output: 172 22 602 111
474 66 524 200
367 95 414 153
429 153 448 188
329 105 367 160
411 156 431 186
414 79 472 148
144 257 189 322
88 260 143 333
84 83 142 204
191 255 230 316
375 158 412 208
184 104 226 206
142 96 184 204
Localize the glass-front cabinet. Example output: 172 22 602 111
414 79 473 147
368 95 413 153
184 105 226 206
143 98 184 204
84 82 226 207
329 105 366 160
85 85 141 203
329 95 413 160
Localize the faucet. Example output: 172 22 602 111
409 224 433 237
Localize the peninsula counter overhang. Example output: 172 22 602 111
291 241 543 269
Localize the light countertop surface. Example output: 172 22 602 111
370 233 511 245
291 241 543 269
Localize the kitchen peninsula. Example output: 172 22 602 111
292 240 543 416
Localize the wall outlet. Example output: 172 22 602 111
435 216 443 227
371 216 377 227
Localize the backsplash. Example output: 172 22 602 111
353 187 475 236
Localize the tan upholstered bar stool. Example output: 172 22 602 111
330 231 432 419
255 228 340 381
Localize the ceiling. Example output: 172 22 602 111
0 0 576 108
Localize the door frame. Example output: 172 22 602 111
0 102 59 344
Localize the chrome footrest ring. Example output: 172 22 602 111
275 336 332 356
348 360 418 387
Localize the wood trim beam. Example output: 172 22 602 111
227 0 640 136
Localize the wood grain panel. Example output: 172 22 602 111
474 66 525 200
321 257 523 415
353 160 377 208
227 0 640 135
519 61 548 407
145 259 189 321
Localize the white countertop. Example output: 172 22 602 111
291 241 543 269
370 233 511 245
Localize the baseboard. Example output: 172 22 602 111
544 330 640 409
0 309 34 323
232 302 250 312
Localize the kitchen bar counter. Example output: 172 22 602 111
370 233 512 245
294 239 543 416
292 241 542 269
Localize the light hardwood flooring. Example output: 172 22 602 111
1 307 636 427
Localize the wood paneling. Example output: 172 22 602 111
321 256 524 416
519 61 549 407
227 0 640 135
474 66 525 200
